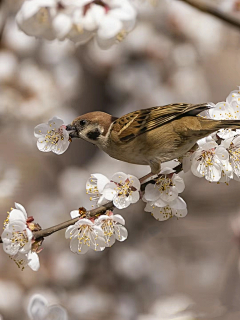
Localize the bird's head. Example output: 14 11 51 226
66 111 117 146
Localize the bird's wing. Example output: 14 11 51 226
112 103 209 143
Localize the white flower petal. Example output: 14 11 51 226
65 225 77 239
113 195 131 209
102 185 117 201
14 203 27 217
70 236 80 253
34 123 49 138
111 172 128 184
127 175 140 190
115 225 128 241
129 191 140 204
27 251 40 271
172 174 185 193
144 183 160 201
173 208 188 218
152 207 171 221
113 214 125 225
8 209 26 224
53 14 72 40
170 197 187 210
27 294 48 320
70 210 80 219
46 305 68 320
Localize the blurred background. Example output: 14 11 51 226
1 0 240 319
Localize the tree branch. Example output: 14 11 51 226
179 0 240 30
0 164 183 244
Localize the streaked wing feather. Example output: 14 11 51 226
113 103 209 143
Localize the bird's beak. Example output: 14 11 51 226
66 124 79 139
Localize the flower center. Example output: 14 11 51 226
156 176 173 193
36 7 50 25
11 230 29 248
101 220 114 243
199 149 215 167
45 128 64 145
115 179 136 197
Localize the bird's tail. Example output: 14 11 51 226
199 119 240 133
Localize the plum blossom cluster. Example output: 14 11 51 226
86 172 140 209
1 203 40 271
16 0 137 49
143 167 187 221
65 209 128 254
185 88 240 183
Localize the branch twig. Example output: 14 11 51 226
0 164 183 244
179 0 240 30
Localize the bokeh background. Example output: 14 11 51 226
1 0 240 319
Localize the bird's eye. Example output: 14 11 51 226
79 120 87 126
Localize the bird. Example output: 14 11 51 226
66 103 240 181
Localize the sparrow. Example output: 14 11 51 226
66 103 240 177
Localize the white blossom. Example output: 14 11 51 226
28 294 68 320
102 172 140 209
142 167 187 221
86 173 110 206
1 203 40 271
203 88 240 139
65 211 106 254
191 139 231 182
71 0 136 49
221 135 240 180
34 117 70 155
16 0 137 49
143 168 185 203
95 212 128 246
16 0 57 41
144 196 188 221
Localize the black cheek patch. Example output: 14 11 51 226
86 129 101 140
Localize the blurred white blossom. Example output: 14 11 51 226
34 117 70 154
28 294 68 320
16 0 136 49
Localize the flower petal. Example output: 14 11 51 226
111 172 128 184
14 203 27 218
27 294 48 320
27 251 40 271
115 225 128 241
173 208 188 218
113 214 125 225
46 305 68 320
70 210 80 219
144 184 160 201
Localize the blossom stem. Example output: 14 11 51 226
0 164 183 243
179 0 240 29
